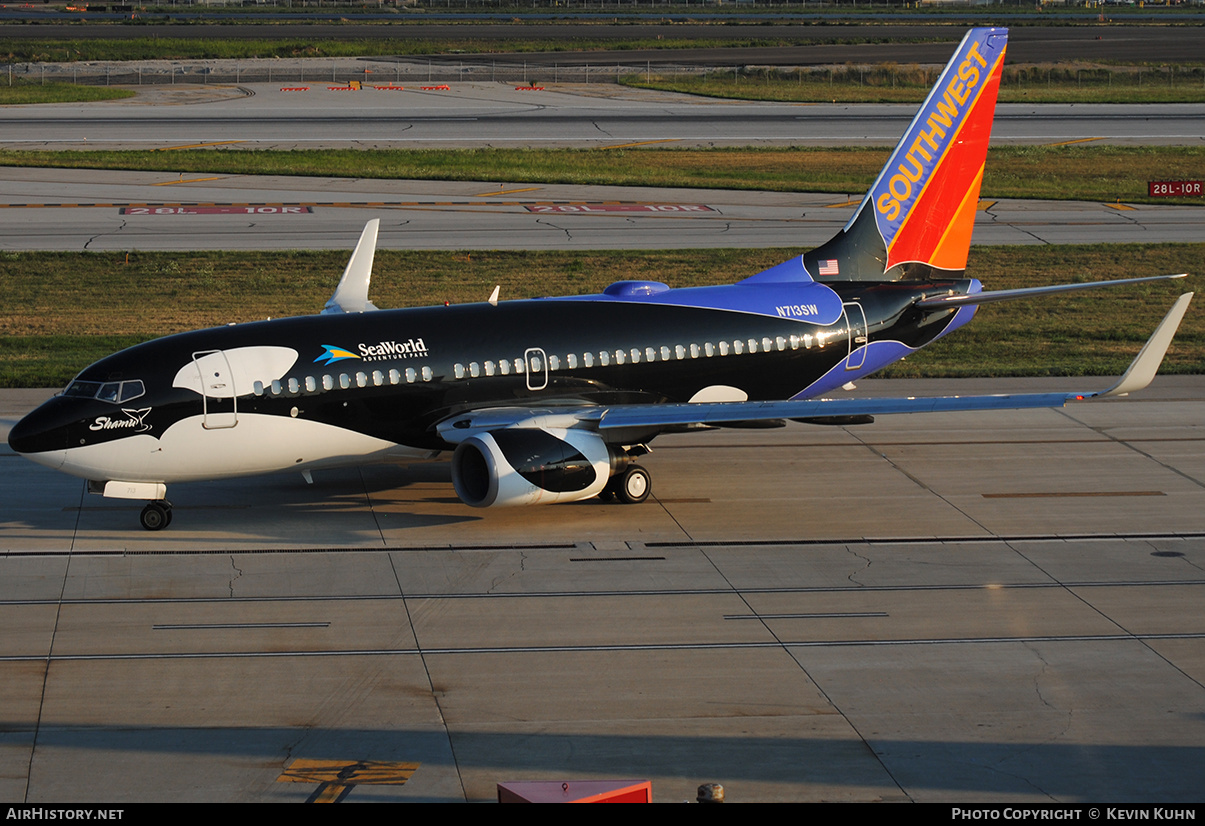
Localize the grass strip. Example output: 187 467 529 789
626 64 1205 105
0 146 1201 205
1 243 1198 388
0 82 134 105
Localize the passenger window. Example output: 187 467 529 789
339 374 351 390
372 370 384 386
548 355 560 371
405 368 417 383
565 354 577 370
719 341 729 356
355 372 368 388
287 378 300 394
469 363 480 378
305 376 317 393
599 352 610 367
388 369 401 385
485 361 496 376
323 375 334 391
499 360 511 376
421 366 433 381
253 381 265 396
454 364 466 379
271 380 283 395
584 352 595 368
704 342 715 357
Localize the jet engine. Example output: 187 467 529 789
451 427 619 507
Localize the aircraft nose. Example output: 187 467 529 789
7 401 70 457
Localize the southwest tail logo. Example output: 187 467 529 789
870 28 1007 273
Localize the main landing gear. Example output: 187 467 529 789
599 464 652 505
139 500 173 531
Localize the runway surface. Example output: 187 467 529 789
2 82 1203 149
2 377 1204 802
3 166 1200 251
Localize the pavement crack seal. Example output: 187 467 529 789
535 218 573 243
590 119 615 138
83 219 126 251
844 543 872 587
228 555 244 597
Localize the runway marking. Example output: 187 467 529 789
151 177 224 186
726 612 889 620
279 759 420 804
525 203 715 214
1048 137 1105 146
153 622 330 630
153 140 245 151
120 206 314 215
823 199 858 208
978 199 997 211
474 187 541 197
982 490 1163 498
604 139 680 149
1105 202 1139 211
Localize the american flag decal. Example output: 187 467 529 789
818 259 840 276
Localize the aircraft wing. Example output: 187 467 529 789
437 293 1192 442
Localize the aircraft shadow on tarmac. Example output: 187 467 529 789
15 724 1205 802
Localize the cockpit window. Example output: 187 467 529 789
63 381 102 398
64 379 145 404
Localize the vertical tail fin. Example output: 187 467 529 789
803 28 1008 283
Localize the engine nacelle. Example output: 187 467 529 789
451 427 614 507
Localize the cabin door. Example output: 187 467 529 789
524 347 549 391
843 302 869 371
192 349 238 429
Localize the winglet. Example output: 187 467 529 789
1094 293 1193 397
322 219 380 314
488 285 500 306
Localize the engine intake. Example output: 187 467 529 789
451 427 615 507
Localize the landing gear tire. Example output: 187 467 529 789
615 464 651 505
140 500 172 531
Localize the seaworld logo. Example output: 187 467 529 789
315 339 430 366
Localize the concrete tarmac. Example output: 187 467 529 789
3 82 1203 149
2 166 1200 252
2 377 1203 802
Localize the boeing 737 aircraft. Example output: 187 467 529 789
8 27 1193 530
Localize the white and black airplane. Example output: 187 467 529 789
8 27 1193 530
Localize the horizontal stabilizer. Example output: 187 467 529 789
916 274 1187 309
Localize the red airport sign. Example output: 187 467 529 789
1148 180 1203 197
